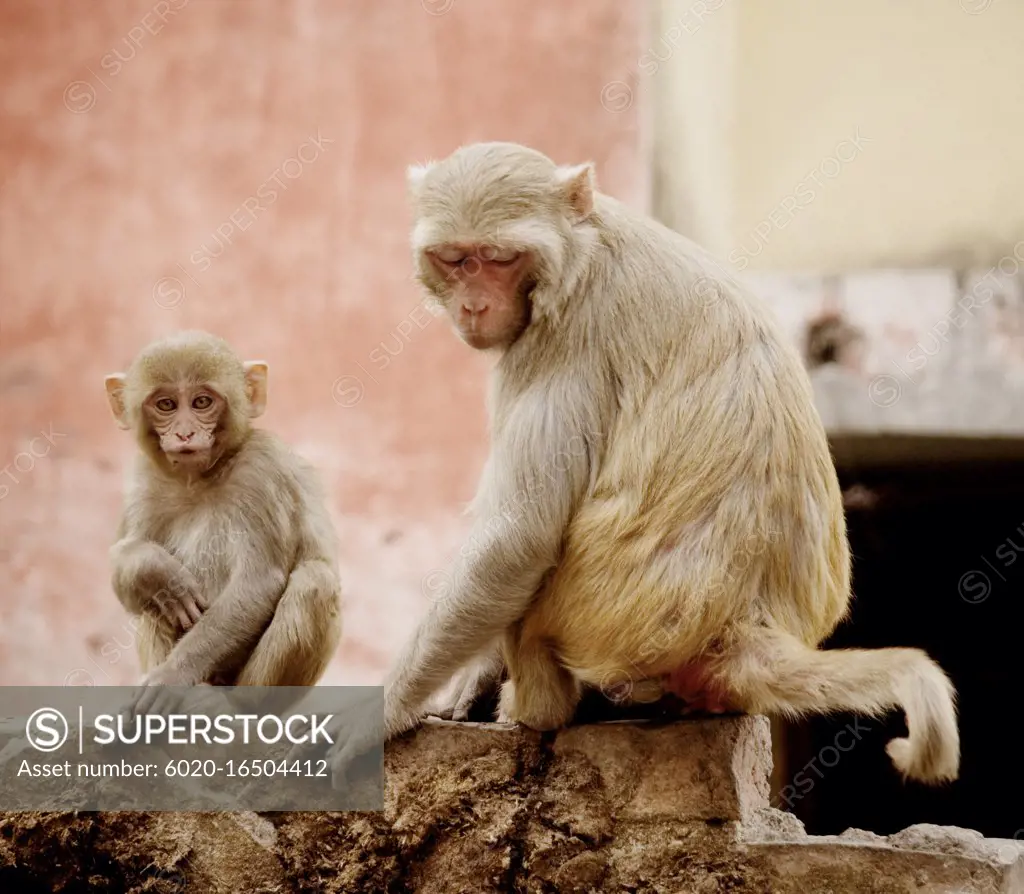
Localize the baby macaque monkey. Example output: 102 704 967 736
105 331 342 704
318 142 958 786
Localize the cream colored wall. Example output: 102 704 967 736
648 0 737 258
650 0 1024 273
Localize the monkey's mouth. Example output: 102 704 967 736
165 447 213 466
460 329 498 350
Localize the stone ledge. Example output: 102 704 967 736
744 809 1024 894
2 715 1021 893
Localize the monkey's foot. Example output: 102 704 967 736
497 679 578 730
429 655 504 722
623 678 666 704
661 662 735 715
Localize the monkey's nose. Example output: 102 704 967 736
461 303 487 317
176 432 194 442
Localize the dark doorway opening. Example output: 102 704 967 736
772 435 1024 839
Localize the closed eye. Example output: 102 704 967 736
432 247 466 265
482 246 520 264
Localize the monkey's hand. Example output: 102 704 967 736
285 690 420 790
430 651 504 721
128 661 206 718
145 566 207 632
112 539 207 630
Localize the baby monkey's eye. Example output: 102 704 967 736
155 398 176 412
192 395 214 410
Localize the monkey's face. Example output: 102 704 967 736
407 142 598 352
143 385 225 471
105 332 269 479
423 244 535 350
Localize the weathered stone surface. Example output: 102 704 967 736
744 266 1024 441
743 811 1024 894
546 714 771 823
2 715 1021 893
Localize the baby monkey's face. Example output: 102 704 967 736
144 383 225 471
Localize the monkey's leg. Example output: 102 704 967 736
136 613 177 675
711 627 959 784
235 561 342 687
498 624 580 730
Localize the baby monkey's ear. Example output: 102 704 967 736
242 361 269 418
553 162 596 221
104 374 131 430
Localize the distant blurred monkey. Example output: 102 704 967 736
322 143 958 785
105 331 342 702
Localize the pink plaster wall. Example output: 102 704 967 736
0 0 644 686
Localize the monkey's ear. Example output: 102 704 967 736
406 162 435 195
104 374 131 430
553 163 596 220
243 361 269 418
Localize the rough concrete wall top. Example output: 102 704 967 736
3 716 1022 893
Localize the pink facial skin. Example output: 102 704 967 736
144 387 225 471
427 244 532 350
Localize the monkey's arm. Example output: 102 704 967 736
110 537 205 629
383 418 594 733
144 559 289 687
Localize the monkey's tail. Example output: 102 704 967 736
719 628 959 784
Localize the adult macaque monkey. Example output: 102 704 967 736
105 331 342 711
318 142 958 785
